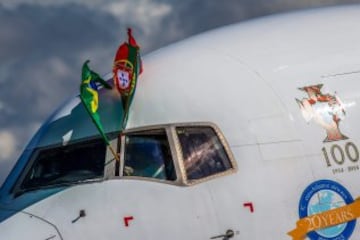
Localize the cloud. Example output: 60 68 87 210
0 3 123 184
103 0 171 35
157 0 360 45
0 129 17 186
1 0 113 9
0 1 173 134
0 3 119 123
0 130 16 160
0 1 172 185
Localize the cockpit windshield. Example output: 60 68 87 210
20 138 106 191
123 129 176 180
26 76 122 151
120 123 236 185
4 77 123 195
7 117 236 196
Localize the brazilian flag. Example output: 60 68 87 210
80 60 112 145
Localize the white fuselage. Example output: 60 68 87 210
1 5 360 240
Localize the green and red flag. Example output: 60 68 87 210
80 60 112 145
113 28 143 127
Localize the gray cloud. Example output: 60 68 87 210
0 130 16 184
0 3 122 185
0 3 119 122
0 1 175 186
156 0 360 45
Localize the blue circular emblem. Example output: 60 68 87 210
299 179 356 240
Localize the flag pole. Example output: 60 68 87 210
108 144 120 162
81 97 120 162
80 61 120 163
122 96 131 129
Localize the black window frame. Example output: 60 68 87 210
12 136 109 196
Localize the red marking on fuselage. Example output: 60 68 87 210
124 216 134 227
243 202 254 213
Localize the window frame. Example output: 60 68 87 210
12 122 237 195
172 122 237 185
12 135 114 196
118 126 183 185
118 122 237 186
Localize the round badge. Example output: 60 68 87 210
298 179 356 239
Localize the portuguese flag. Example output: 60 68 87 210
113 28 143 127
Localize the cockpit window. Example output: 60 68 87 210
19 138 106 191
123 129 176 181
11 122 234 194
176 126 233 181
120 123 235 184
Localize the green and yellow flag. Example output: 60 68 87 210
80 60 112 145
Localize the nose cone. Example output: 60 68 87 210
0 211 62 240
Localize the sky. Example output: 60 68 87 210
1 0 359 185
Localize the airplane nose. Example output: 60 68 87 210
0 210 63 240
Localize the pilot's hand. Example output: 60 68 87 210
124 166 134 176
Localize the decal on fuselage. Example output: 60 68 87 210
288 180 359 240
124 216 134 227
321 141 360 175
243 202 254 213
296 84 360 175
296 84 348 142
